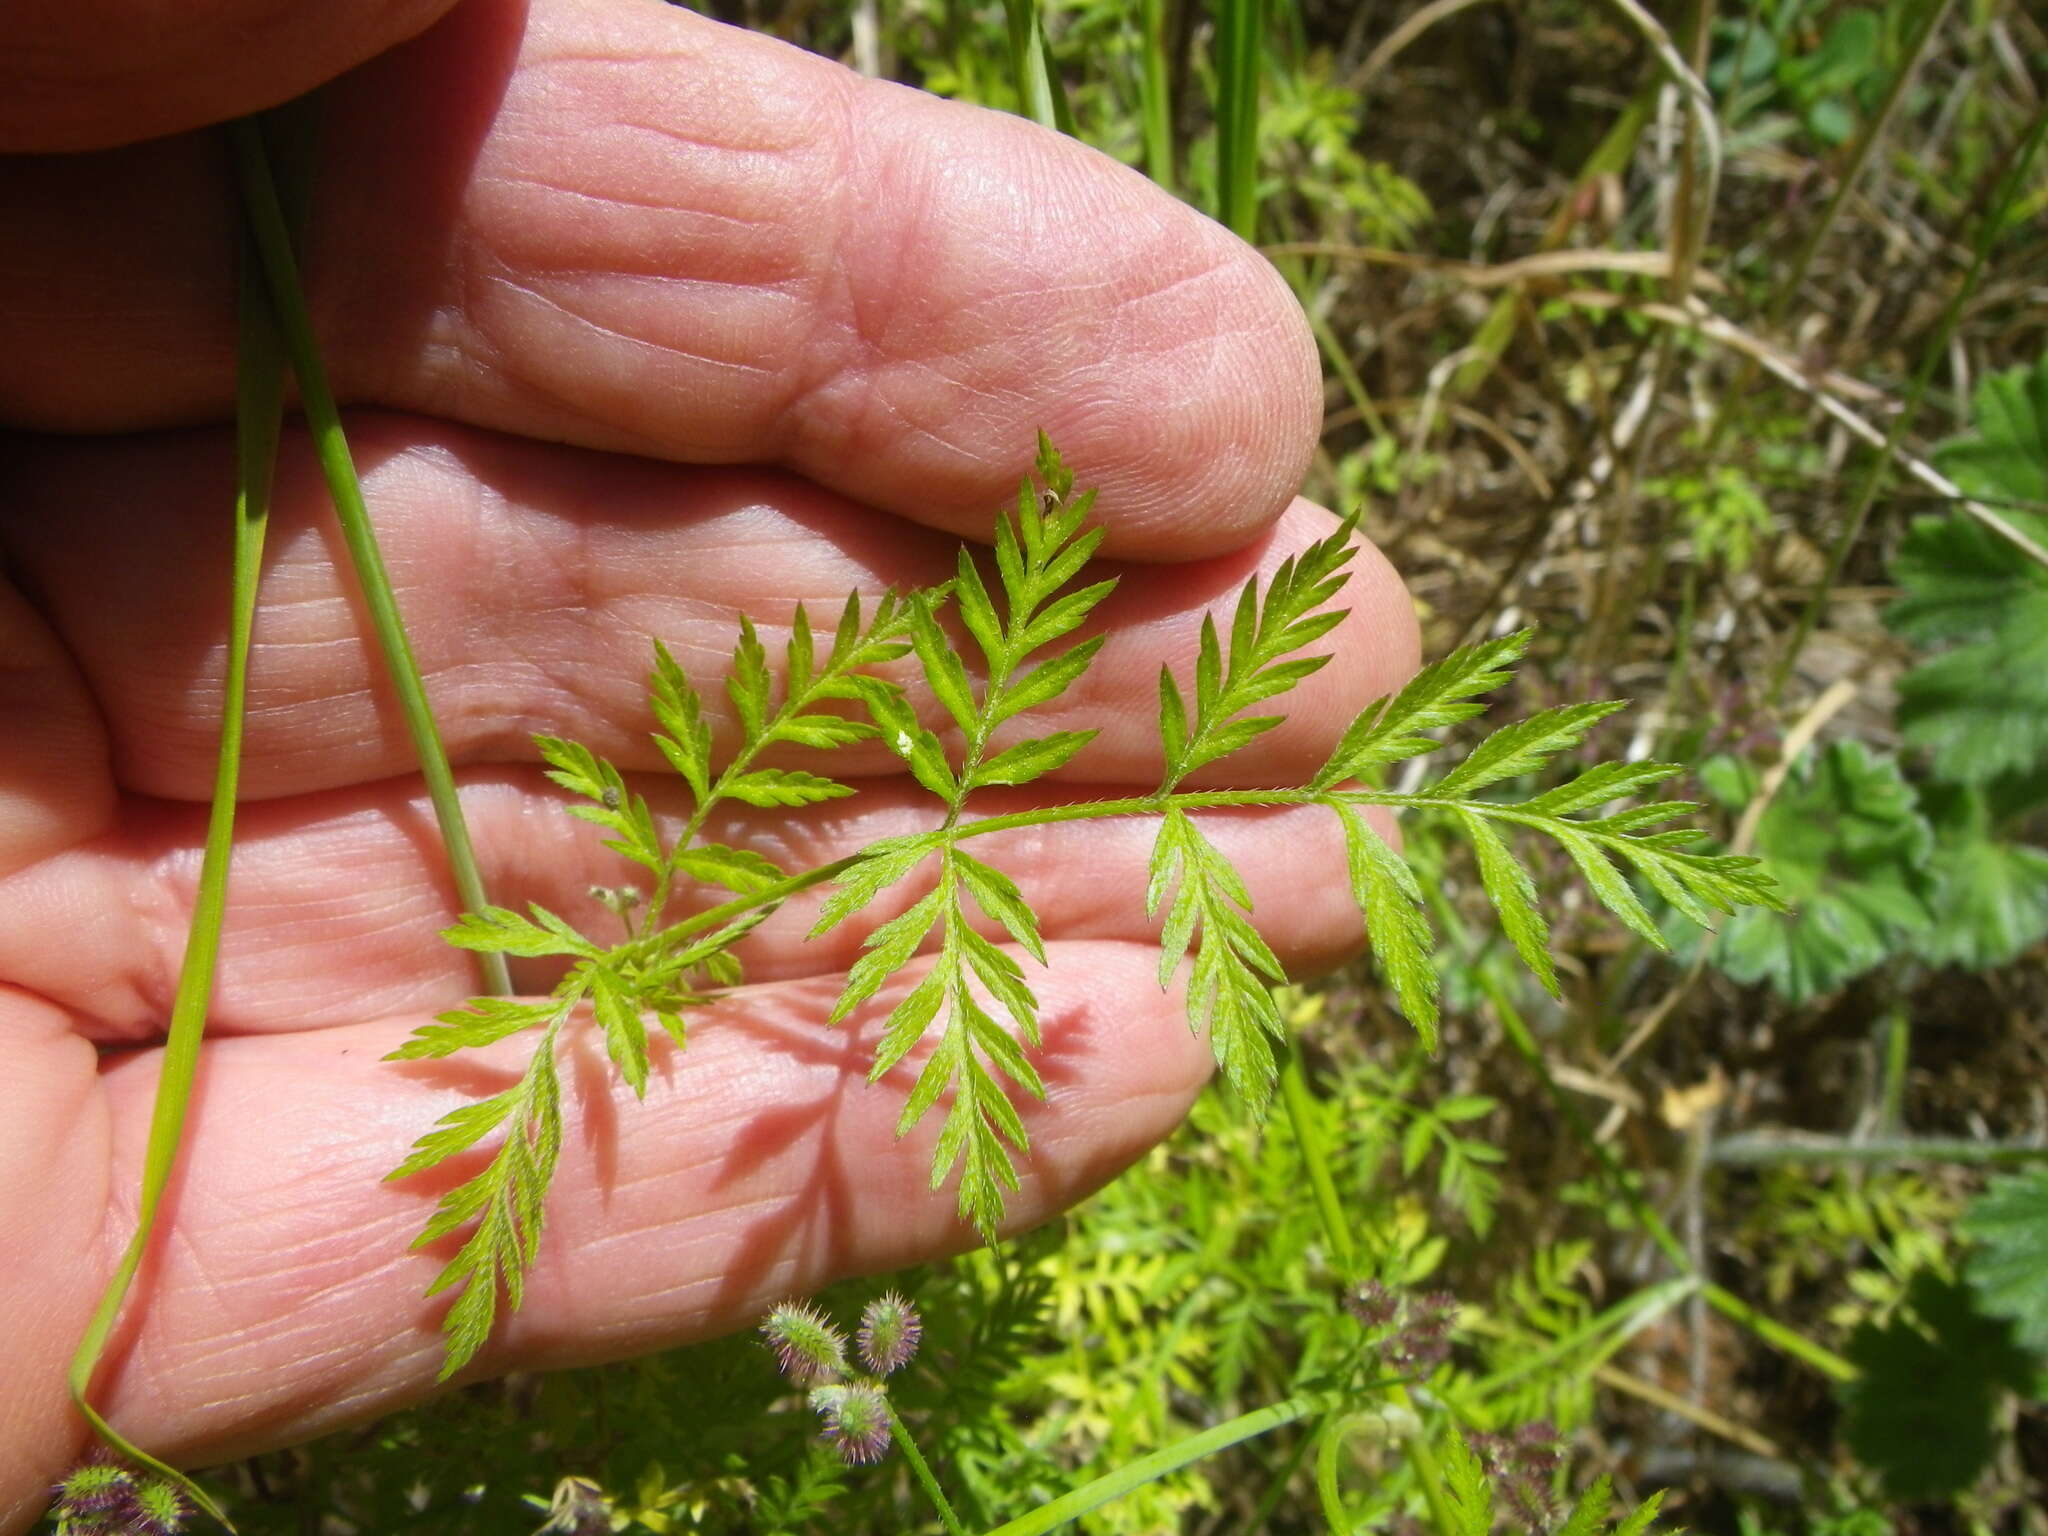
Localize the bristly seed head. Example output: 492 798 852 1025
760 1299 848 1385
1468 1420 1561 1530
125 1476 192 1536
857 1292 922 1375
1346 1282 1460 1377
1392 1290 1457 1373
1343 1278 1399 1331
813 1382 893 1465
50 1455 133 1521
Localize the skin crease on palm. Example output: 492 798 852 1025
0 0 1423 1525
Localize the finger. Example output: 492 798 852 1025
1 763 1380 1039
26 943 1211 1494
0 990 103 1536
2 0 459 152
0 576 113 880
0 0 1321 557
3 416 1418 804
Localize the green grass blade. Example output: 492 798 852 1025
228 116 510 996
980 1394 1324 1536
62 161 298 1534
1002 0 1074 134
1136 0 1175 189
1212 0 1265 240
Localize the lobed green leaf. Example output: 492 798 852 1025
953 848 1048 963
830 884 947 1024
727 616 772 742
386 998 559 1061
1456 808 1558 996
862 682 958 800
649 640 713 805
971 728 1096 789
1338 805 1439 1046
989 638 1104 727
673 842 786 895
1521 758 1683 817
810 834 938 937
443 904 601 960
1313 629 1529 788
385 1088 521 1183
723 767 857 808
590 964 650 1097
1430 699 1628 797
909 596 980 736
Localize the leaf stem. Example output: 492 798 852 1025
1000 0 1073 134
1700 1284 1856 1383
1466 1274 1702 1399
228 115 510 997
633 778 1757 967
889 1406 968 1536
1277 1043 1357 1274
1387 1385 1458 1536
1708 1133 2048 1168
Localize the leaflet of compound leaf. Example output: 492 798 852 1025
384 434 1785 1377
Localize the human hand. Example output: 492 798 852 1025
0 0 1417 1524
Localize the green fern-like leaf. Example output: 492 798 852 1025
537 736 664 874
1438 1434 1495 1536
393 1016 566 1379
820 444 1112 1233
1148 808 1287 1105
388 437 1789 1373
1311 628 1527 789
384 998 560 1061
1336 804 1438 1041
1445 1436 1668 1536
1159 518 1356 790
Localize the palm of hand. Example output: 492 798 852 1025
0 0 1416 1525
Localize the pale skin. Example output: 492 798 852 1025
0 0 1421 1526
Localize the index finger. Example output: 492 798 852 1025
0 0 1322 559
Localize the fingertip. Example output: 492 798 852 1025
769 63 1325 558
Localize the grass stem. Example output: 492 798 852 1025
64 167 296 1534
1136 0 1175 189
892 1410 968 1536
1278 1043 1357 1273
228 116 511 997
1213 0 1265 241
1001 0 1074 134
1276 1040 1457 1536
